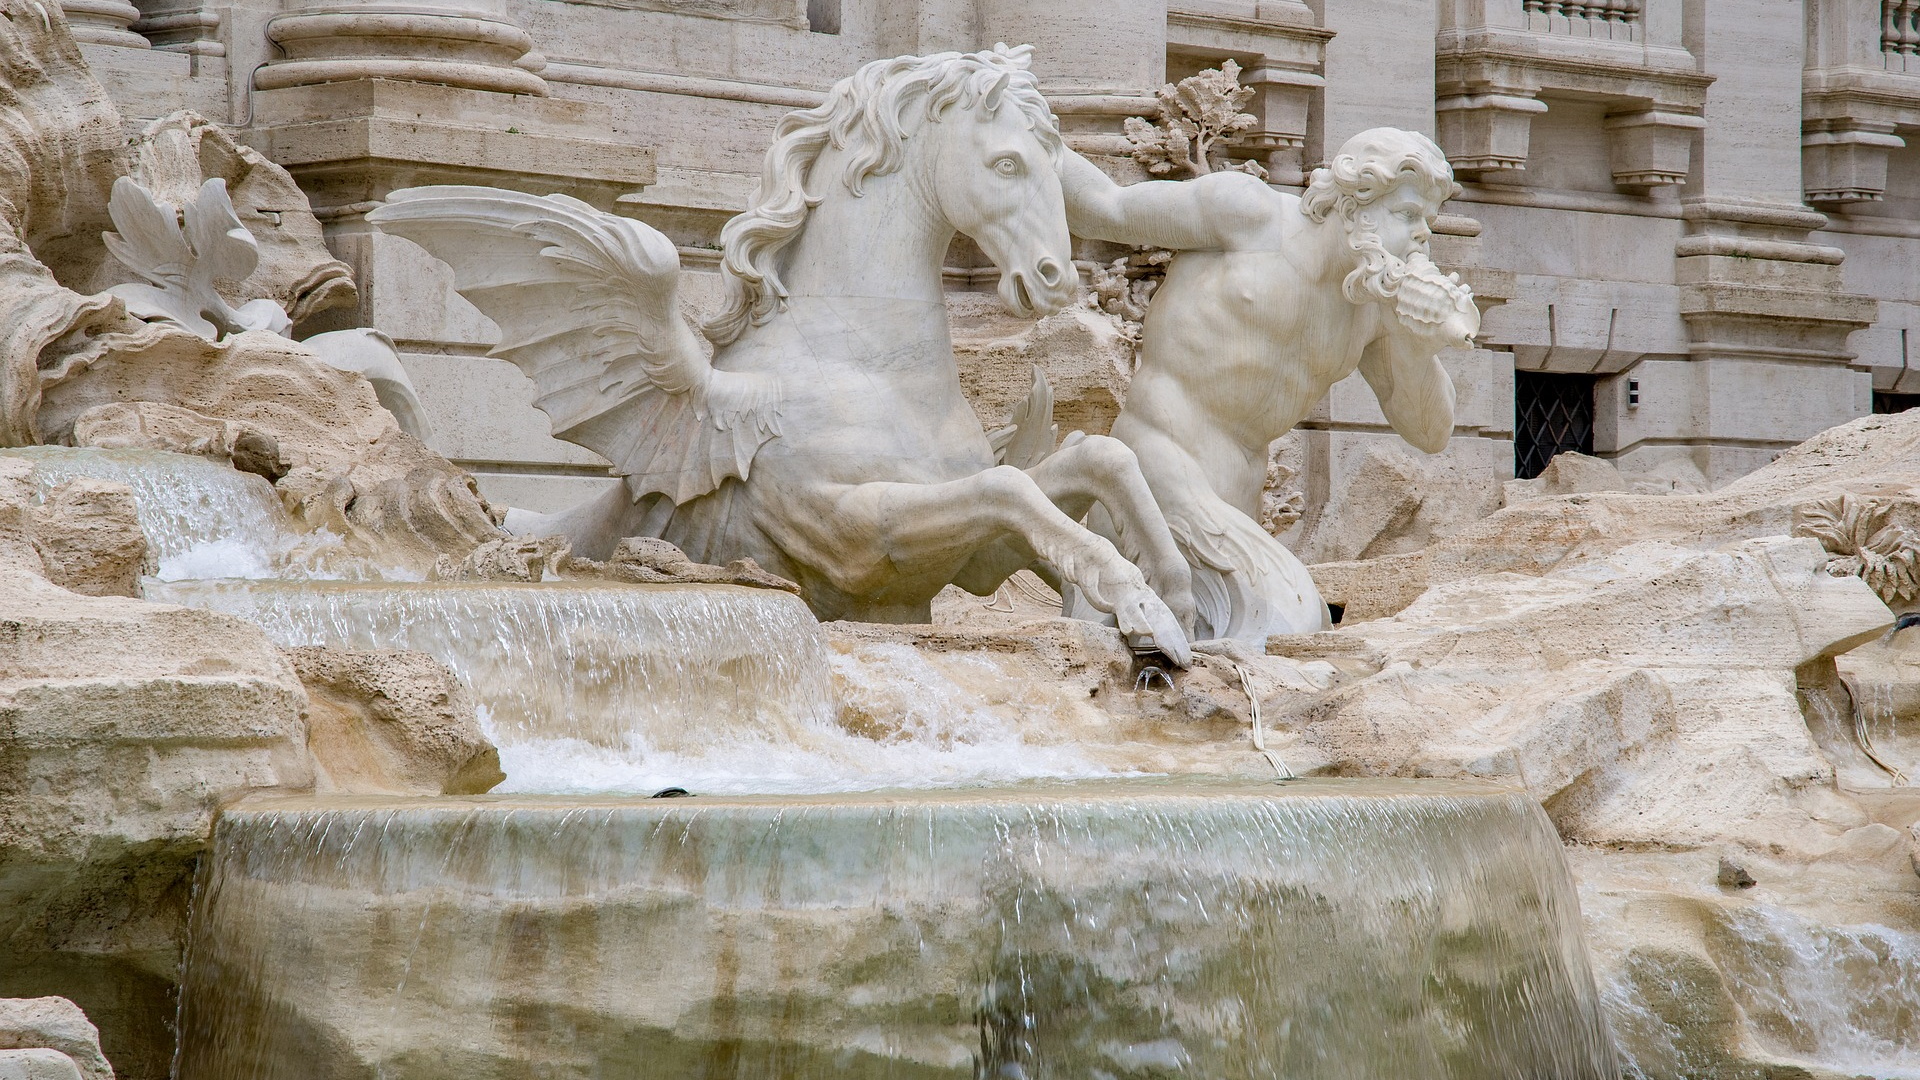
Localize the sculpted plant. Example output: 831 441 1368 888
1795 493 1920 606
1123 60 1266 180
103 176 292 340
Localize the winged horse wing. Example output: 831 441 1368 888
367 186 779 504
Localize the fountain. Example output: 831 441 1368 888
3 10 1918 1080
177 782 1614 1080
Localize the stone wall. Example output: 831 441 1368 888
65 0 1916 534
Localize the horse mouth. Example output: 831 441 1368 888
1008 273 1036 316
1002 269 1069 319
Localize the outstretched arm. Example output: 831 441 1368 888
1358 331 1457 454
1062 150 1275 252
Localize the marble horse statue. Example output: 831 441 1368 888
370 45 1196 663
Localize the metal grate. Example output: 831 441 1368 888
1514 371 1596 480
1874 390 1920 414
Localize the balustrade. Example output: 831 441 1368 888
1885 0 1920 57
1523 0 1643 34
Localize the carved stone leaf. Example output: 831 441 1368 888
102 176 193 290
183 178 262 285
1794 493 1920 606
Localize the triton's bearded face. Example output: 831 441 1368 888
1339 180 1478 346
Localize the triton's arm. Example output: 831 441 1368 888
1061 150 1275 252
1358 330 1457 455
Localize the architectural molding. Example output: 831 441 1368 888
1434 22 1710 186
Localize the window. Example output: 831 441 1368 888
1514 371 1596 479
1874 390 1920 414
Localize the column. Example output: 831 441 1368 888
256 0 547 97
59 0 148 47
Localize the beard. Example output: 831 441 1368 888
1340 221 1477 344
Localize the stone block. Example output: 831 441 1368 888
1603 109 1703 192
469 473 623 516
1803 126 1904 205
1436 92 1546 179
392 352 611 469
243 80 655 210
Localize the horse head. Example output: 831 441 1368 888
921 59 1076 319
704 44 1078 344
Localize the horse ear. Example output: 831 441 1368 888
982 71 1012 112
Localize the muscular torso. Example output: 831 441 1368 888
1121 243 1385 513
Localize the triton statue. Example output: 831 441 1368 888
1064 127 1479 642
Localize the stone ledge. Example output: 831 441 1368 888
241 80 655 209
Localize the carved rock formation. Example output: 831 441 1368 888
0 458 313 1078
40 330 501 574
24 477 150 597
287 647 505 796
0 999 112 1080
0 5 489 572
1312 409 1920 623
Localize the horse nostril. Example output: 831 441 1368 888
1035 258 1064 288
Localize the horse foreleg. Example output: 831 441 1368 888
831 467 1192 665
1020 435 1196 632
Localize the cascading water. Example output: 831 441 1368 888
175 779 1618 1080
140 579 1122 793
1 446 367 580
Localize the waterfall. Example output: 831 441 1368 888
175 779 1619 1080
1 446 368 580
143 578 1123 793
1597 895 1920 1079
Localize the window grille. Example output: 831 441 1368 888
1515 371 1597 480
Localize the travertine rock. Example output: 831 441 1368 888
0 457 309 1079
25 479 150 598
0 999 111 1080
1274 538 1890 855
69 402 288 482
0 1049 84 1080
591 536 800 593
1501 451 1631 506
1314 409 1920 624
435 534 573 582
39 329 502 573
286 647 503 797
949 295 1134 437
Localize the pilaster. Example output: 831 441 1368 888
966 0 1168 165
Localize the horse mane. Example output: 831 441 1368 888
702 43 1061 346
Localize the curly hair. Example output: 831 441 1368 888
702 44 1062 346
1301 127 1459 224
1301 128 1459 303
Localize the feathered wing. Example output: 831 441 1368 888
367 186 779 504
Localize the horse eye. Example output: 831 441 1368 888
994 157 1021 176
